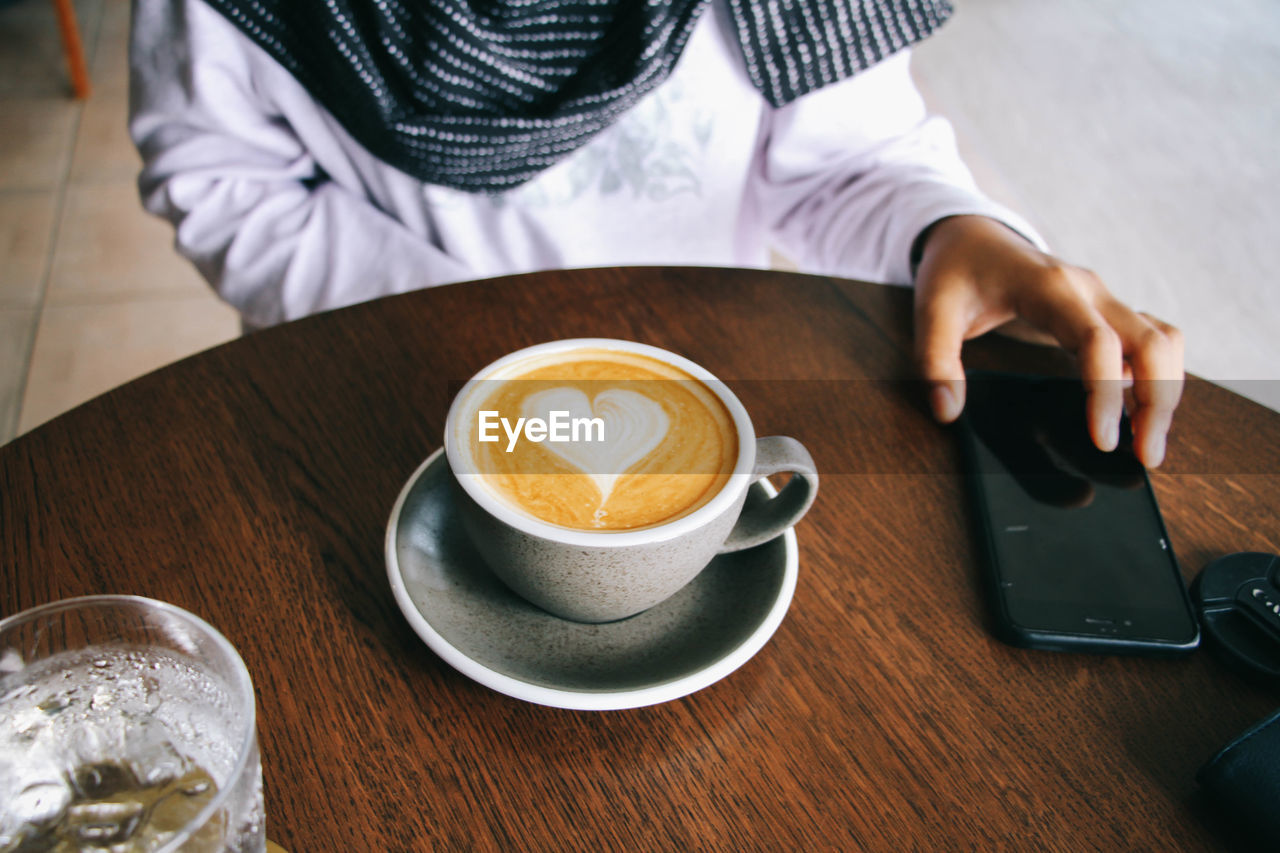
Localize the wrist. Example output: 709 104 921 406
911 215 1038 280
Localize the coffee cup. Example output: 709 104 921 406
444 338 818 623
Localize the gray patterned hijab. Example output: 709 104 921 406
204 0 952 192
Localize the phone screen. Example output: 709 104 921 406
961 372 1199 651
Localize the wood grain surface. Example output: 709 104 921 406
2 268 1277 851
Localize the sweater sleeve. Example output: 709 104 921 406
128 0 473 328
752 49 1046 286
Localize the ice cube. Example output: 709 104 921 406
124 717 191 787
66 800 146 846
0 756 72 849
0 648 23 675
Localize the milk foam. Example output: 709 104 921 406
521 387 670 504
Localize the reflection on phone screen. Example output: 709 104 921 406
964 373 1197 646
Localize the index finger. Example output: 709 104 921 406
1018 276 1126 453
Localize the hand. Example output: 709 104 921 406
913 215 1183 468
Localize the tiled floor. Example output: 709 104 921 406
2 0 1278 446
0 0 238 444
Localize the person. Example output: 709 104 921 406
128 0 1183 467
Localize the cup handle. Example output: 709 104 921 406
718 436 819 553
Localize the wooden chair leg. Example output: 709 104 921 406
51 0 91 99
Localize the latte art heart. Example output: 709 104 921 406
465 349 738 530
522 387 670 503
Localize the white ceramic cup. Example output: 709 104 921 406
444 338 818 622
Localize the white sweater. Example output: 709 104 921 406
130 0 1043 328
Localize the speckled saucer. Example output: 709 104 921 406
386 449 798 710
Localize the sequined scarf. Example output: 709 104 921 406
204 0 952 192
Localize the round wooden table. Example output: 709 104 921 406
3 268 1277 850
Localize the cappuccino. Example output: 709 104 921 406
458 347 738 530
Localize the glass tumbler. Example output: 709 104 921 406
0 595 266 852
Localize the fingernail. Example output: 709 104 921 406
1146 434 1167 468
931 385 959 422
1107 416 1121 452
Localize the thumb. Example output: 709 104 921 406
914 289 970 423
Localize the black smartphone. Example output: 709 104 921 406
957 371 1199 656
